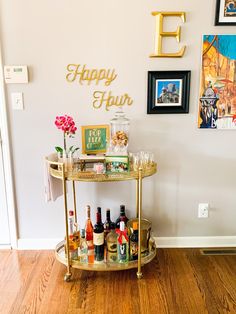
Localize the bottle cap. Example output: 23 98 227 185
133 221 138 230
110 222 115 230
120 221 125 231
69 210 74 216
81 229 85 238
97 207 101 214
120 205 125 211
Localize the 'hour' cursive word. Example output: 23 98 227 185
66 64 117 86
93 91 133 111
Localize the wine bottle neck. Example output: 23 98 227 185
106 211 110 221
96 212 102 224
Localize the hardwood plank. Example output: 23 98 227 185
0 249 235 314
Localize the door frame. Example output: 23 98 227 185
0 41 17 249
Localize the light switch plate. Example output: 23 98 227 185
11 92 24 110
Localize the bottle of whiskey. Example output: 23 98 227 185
104 209 113 241
117 221 129 263
115 205 129 228
93 207 104 262
106 223 118 263
79 229 88 263
130 221 138 260
85 205 94 263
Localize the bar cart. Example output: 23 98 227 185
46 158 157 281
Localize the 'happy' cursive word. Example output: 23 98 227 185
93 91 133 111
66 64 117 86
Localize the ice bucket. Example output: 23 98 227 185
127 218 151 255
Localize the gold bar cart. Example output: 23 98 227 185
46 158 157 281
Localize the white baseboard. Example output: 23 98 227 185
154 236 236 248
17 238 63 250
0 244 11 250
16 236 236 250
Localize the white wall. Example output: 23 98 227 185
0 0 235 242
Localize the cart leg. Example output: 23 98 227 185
136 179 139 218
64 272 72 282
72 180 77 224
62 165 72 282
136 167 143 279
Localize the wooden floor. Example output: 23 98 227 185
0 249 236 314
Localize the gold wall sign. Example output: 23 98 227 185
66 64 133 111
93 91 133 111
150 12 186 58
66 64 117 86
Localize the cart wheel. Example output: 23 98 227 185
64 273 72 282
136 272 143 279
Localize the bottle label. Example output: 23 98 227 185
118 243 127 261
107 251 117 262
87 240 93 249
93 232 104 246
107 241 117 253
130 241 138 258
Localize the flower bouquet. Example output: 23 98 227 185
54 115 79 169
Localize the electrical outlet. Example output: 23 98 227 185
198 203 209 218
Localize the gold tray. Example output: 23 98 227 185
55 241 156 272
49 163 157 182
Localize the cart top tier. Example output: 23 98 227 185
46 159 157 182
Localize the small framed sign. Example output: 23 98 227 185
81 124 109 154
105 155 129 173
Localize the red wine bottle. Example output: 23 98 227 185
104 209 113 241
115 205 129 228
93 207 104 261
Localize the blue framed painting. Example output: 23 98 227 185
147 71 191 114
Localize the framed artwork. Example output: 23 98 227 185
105 155 129 173
215 0 236 25
147 71 191 114
81 124 109 154
198 35 236 129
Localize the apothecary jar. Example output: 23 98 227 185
107 111 130 155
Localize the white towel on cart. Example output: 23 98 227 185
44 153 63 202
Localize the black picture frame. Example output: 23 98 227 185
215 0 236 26
147 70 191 114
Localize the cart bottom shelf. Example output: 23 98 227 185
55 241 156 272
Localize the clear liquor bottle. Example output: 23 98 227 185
106 223 118 263
79 229 88 263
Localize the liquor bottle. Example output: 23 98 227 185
93 207 104 262
115 205 129 228
68 210 75 236
85 205 94 263
79 229 88 263
104 209 113 241
117 221 129 263
106 223 118 263
130 221 138 260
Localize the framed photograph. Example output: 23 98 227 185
147 71 191 114
81 124 109 154
198 35 236 129
105 155 129 174
215 0 236 25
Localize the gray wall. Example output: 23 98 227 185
0 0 235 240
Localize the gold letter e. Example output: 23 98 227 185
150 12 186 58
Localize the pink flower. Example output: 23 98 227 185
54 114 78 152
55 115 77 136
